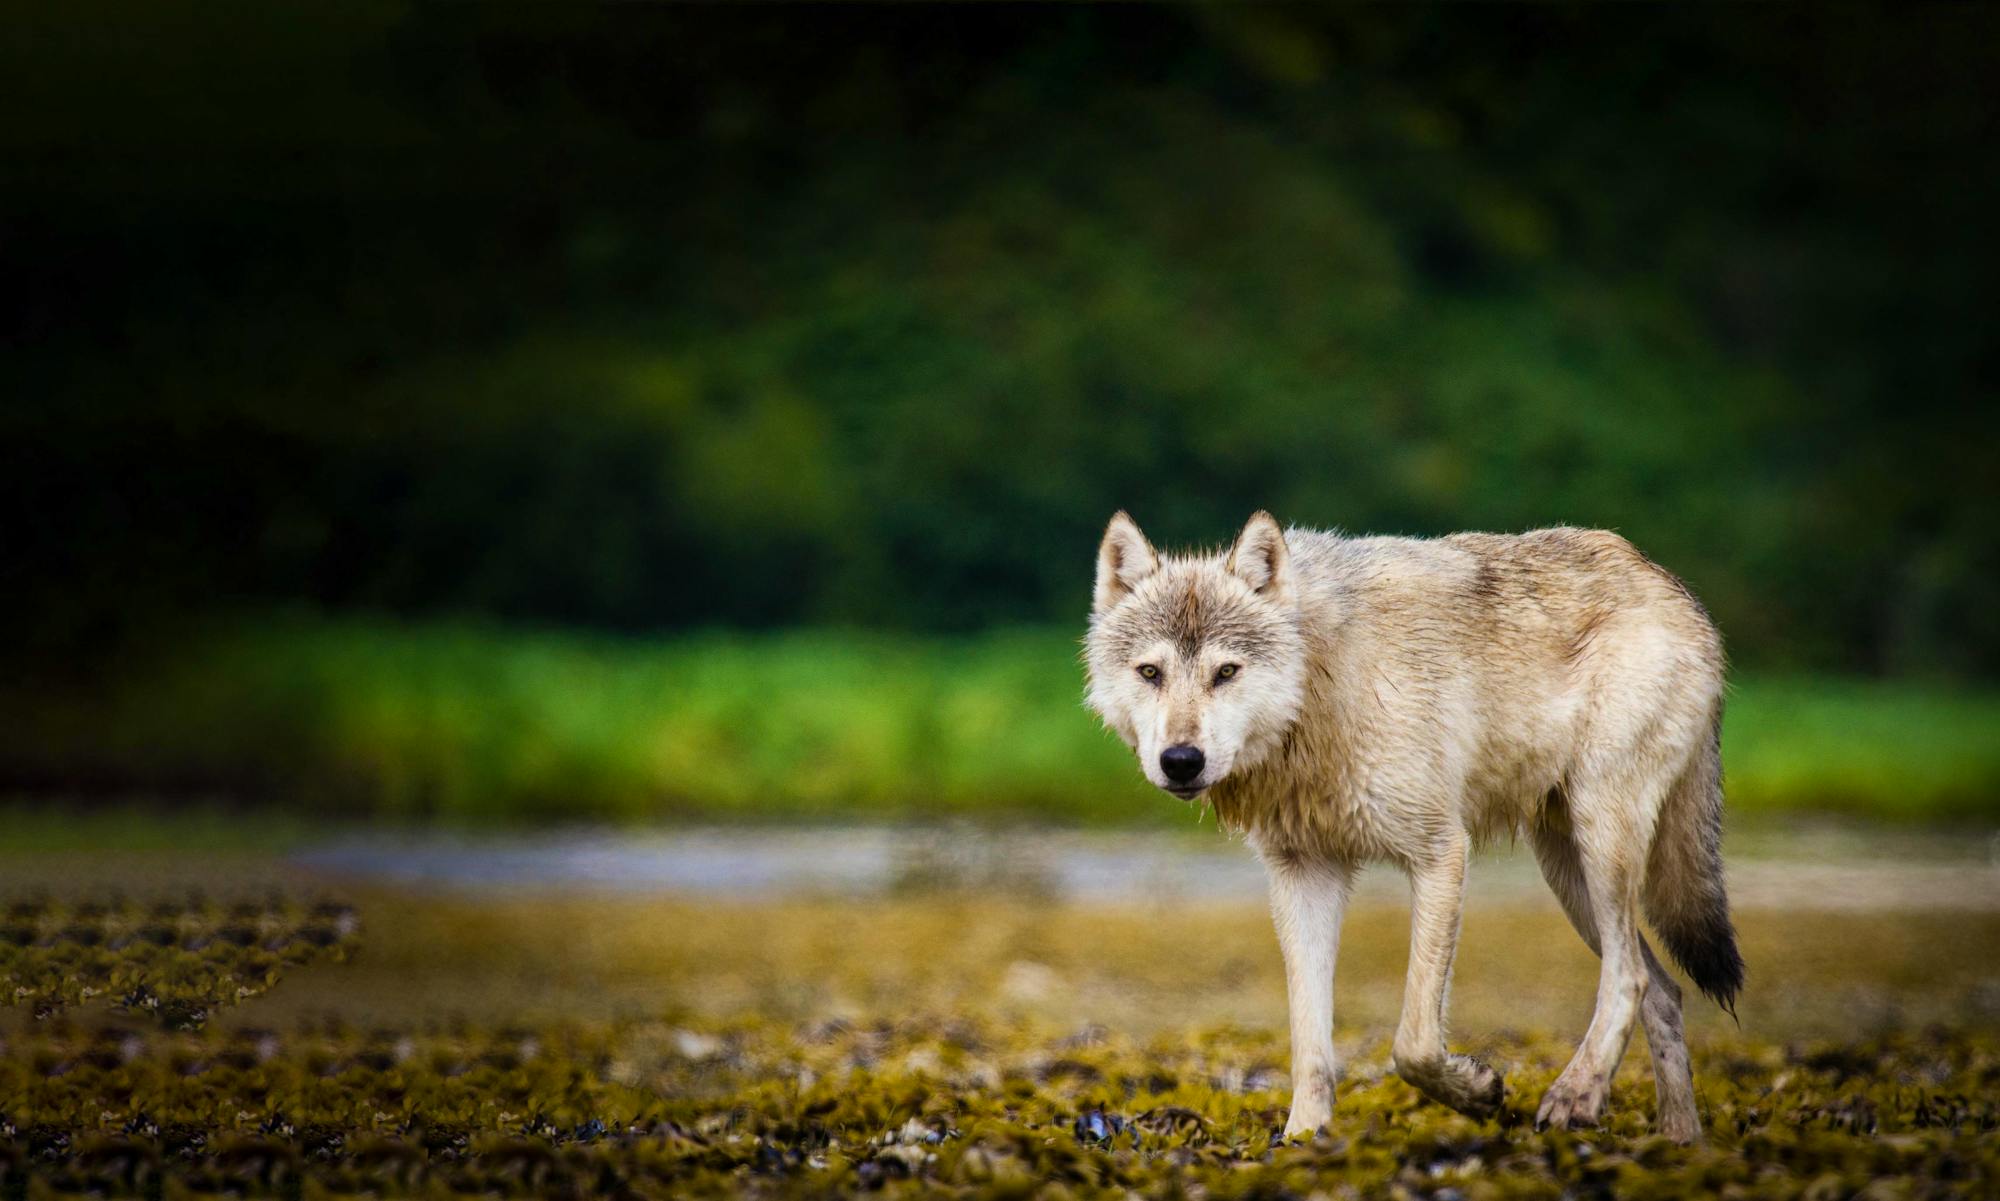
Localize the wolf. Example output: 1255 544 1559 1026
1083 511 1742 1143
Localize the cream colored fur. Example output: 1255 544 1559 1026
1084 511 1737 1143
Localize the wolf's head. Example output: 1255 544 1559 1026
1083 511 1306 801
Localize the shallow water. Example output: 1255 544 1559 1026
289 825 2000 910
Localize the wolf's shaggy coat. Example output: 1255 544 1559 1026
1084 512 1741 1142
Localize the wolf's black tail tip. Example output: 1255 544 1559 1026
1663 912 1745 1017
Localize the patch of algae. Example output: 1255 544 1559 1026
0 873 1995 1196
1 1019 1994 1197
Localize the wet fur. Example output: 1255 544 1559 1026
1085 513 1741 1142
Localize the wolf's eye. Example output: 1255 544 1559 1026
1136 664 1161 683
1214 663 1240 684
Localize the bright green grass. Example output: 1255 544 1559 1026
6 618 1152 825
1721 675 2000 819
5 616 1996 824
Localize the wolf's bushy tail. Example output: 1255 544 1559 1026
1644 703 1744 1015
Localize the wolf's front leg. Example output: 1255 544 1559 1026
1261 849 1352 1138
1391 831 1505 1119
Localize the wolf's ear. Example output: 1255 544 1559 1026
1094 511 1159 614
1227 511 1293 604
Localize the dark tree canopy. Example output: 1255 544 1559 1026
5 4 1995 675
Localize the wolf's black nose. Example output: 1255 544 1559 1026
1159 744 1205 783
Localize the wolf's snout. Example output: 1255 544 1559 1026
1159 744 1205 784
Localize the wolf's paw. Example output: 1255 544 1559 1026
1281 1101 1333 1140
1282 1064 1337 1139
1535 1073 1609 1131
1451 1055 1506 1120
1395 1052 1506 1121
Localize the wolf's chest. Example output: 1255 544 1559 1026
1210 760 1413 863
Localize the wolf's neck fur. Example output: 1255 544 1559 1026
1204 530 1367 851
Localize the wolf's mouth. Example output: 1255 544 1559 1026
1164 783 1206 800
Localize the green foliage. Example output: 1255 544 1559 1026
7 617 1996 824
1722 677 2000 820
5 6 1997 675
6 618 1147 824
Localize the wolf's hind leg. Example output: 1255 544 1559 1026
1531 782 1658 1133
1634 940 1701 1142
1532 807 1701 1142
1390 828 1505 1120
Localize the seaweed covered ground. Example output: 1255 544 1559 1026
8 1018 1996 1199
1 839 1996 1197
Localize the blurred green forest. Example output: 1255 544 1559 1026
10 618 1999 825
6 4 1995 678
